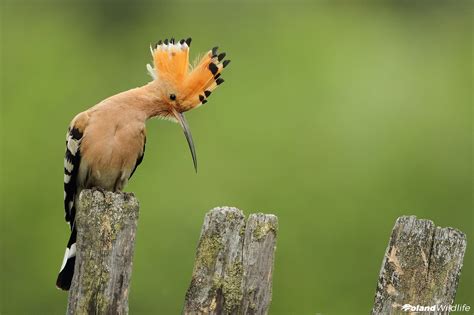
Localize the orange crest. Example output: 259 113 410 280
147 37 230 112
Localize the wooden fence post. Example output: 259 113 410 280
240 214 278 315
183 207 278 315
67 189 139 315
372 215 467 314
66 193 469 315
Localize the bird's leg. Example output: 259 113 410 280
93 186 107 197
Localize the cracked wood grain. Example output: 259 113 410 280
240 214 278 315
183 207 278 315
372 216 467 315
67 189 139 315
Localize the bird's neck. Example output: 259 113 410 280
108 82 166 121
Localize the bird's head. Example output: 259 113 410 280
146 37 230 172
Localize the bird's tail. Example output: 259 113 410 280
55 227 77 290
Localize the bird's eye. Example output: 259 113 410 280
169 94 176 101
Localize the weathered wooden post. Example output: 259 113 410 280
67 189 139 315
183 207 278 315
65 193 277 315
372 216 467 315
240 214 278 315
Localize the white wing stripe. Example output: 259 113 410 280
64 159 74 172
64 174 71 184
67 138 81 156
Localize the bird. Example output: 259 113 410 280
56 37 230 290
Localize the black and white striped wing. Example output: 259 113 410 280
56 126 83 290
63 126 83 228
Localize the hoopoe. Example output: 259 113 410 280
56 37 230 290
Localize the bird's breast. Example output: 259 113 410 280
79 114 146 191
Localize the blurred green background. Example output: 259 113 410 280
1 1 472 314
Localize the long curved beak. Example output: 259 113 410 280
173 111 197 172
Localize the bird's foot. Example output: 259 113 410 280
92 186 107 197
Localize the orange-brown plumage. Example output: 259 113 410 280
56 37 230 290
149 38 229 114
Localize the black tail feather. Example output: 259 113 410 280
56 228 76 291
56 256 75 290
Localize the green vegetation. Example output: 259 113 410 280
0 1 472 314
222 262 243 313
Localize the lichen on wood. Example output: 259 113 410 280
184 207 246 315
66 189 139 315
372 215 467 315
183 207 278 315
241 214 278 315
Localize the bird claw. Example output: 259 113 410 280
93 186 107 197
